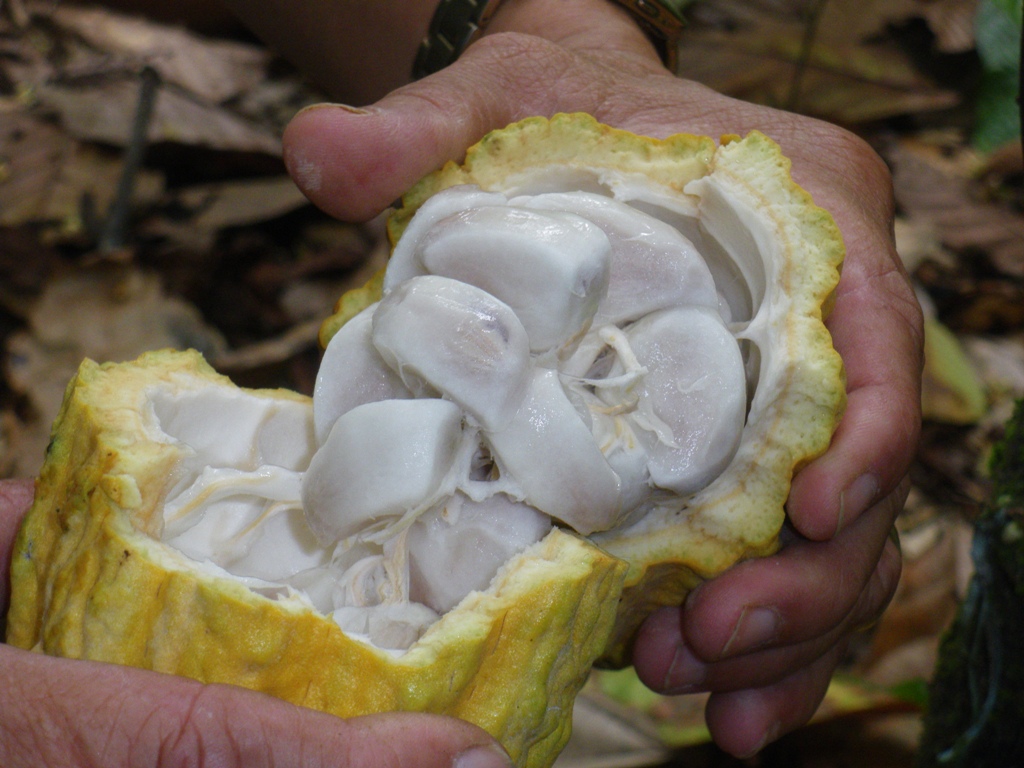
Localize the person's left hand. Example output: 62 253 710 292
0 478 33 629
0 479 512 768
276 1 921 755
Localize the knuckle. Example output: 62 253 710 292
466 31 572 90
152 686 253 768
469 29 553 61
338 722 408 768
464 32 609 115
848 534 903 633
821 126 895 205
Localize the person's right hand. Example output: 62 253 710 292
0 478 510 768
275 3 921 756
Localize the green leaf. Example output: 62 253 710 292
973 67 1022 152
976 0 1022 70
890 677 930 710
972 0 1021 151
596 667 664 710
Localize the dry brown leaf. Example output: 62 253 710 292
856 713 925 766
895 216 957 274
891 140 1024 277
980 139 1024 180
693 0 978 51
275 230 388 325
919 0 982 53
0 227 56 309
917 288 989 426
964 334 1024 402
554 687 669 768
44 3 271 104
865 510 972 666
811 0 979 54
0 411 24 478
209 318 321 373
3 267 226 476
677 1 959 122
34 76 282 153
174 177 310 231
1 5 290 155
107 177 319 262
692 0 911 41
0 112 164 230
915 259 1024 335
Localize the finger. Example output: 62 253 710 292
280 33 670 222
703 639 848 759
0 478 33 551
633 486 903 691
685 483 905 663
634 526 901 695
0 478 35 623
0 645 509 768
280 36 575 222
787 162 924 541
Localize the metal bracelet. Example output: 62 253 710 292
413 0 505 79
412 0 686 80
603 0 686 71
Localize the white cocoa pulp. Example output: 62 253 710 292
156 177 762 651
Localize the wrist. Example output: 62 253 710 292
485 0 663 66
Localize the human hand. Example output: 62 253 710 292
0 479 509 768
277 0 922 757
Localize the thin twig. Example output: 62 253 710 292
210 319 323 372
99 66 161 254
787 0 830 113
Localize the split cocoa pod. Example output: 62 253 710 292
6 113 846 768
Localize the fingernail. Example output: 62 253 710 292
453 744 513 768
838 473 880 534
737 719 781 759
662 642 708 693
887 523 902 554
720 606 781 658
283 145 323 193
294 102 372 117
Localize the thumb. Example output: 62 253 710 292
280 38 548 223
0 646 510 768
281 33 665 222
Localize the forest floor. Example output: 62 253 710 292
1 1 1021 766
